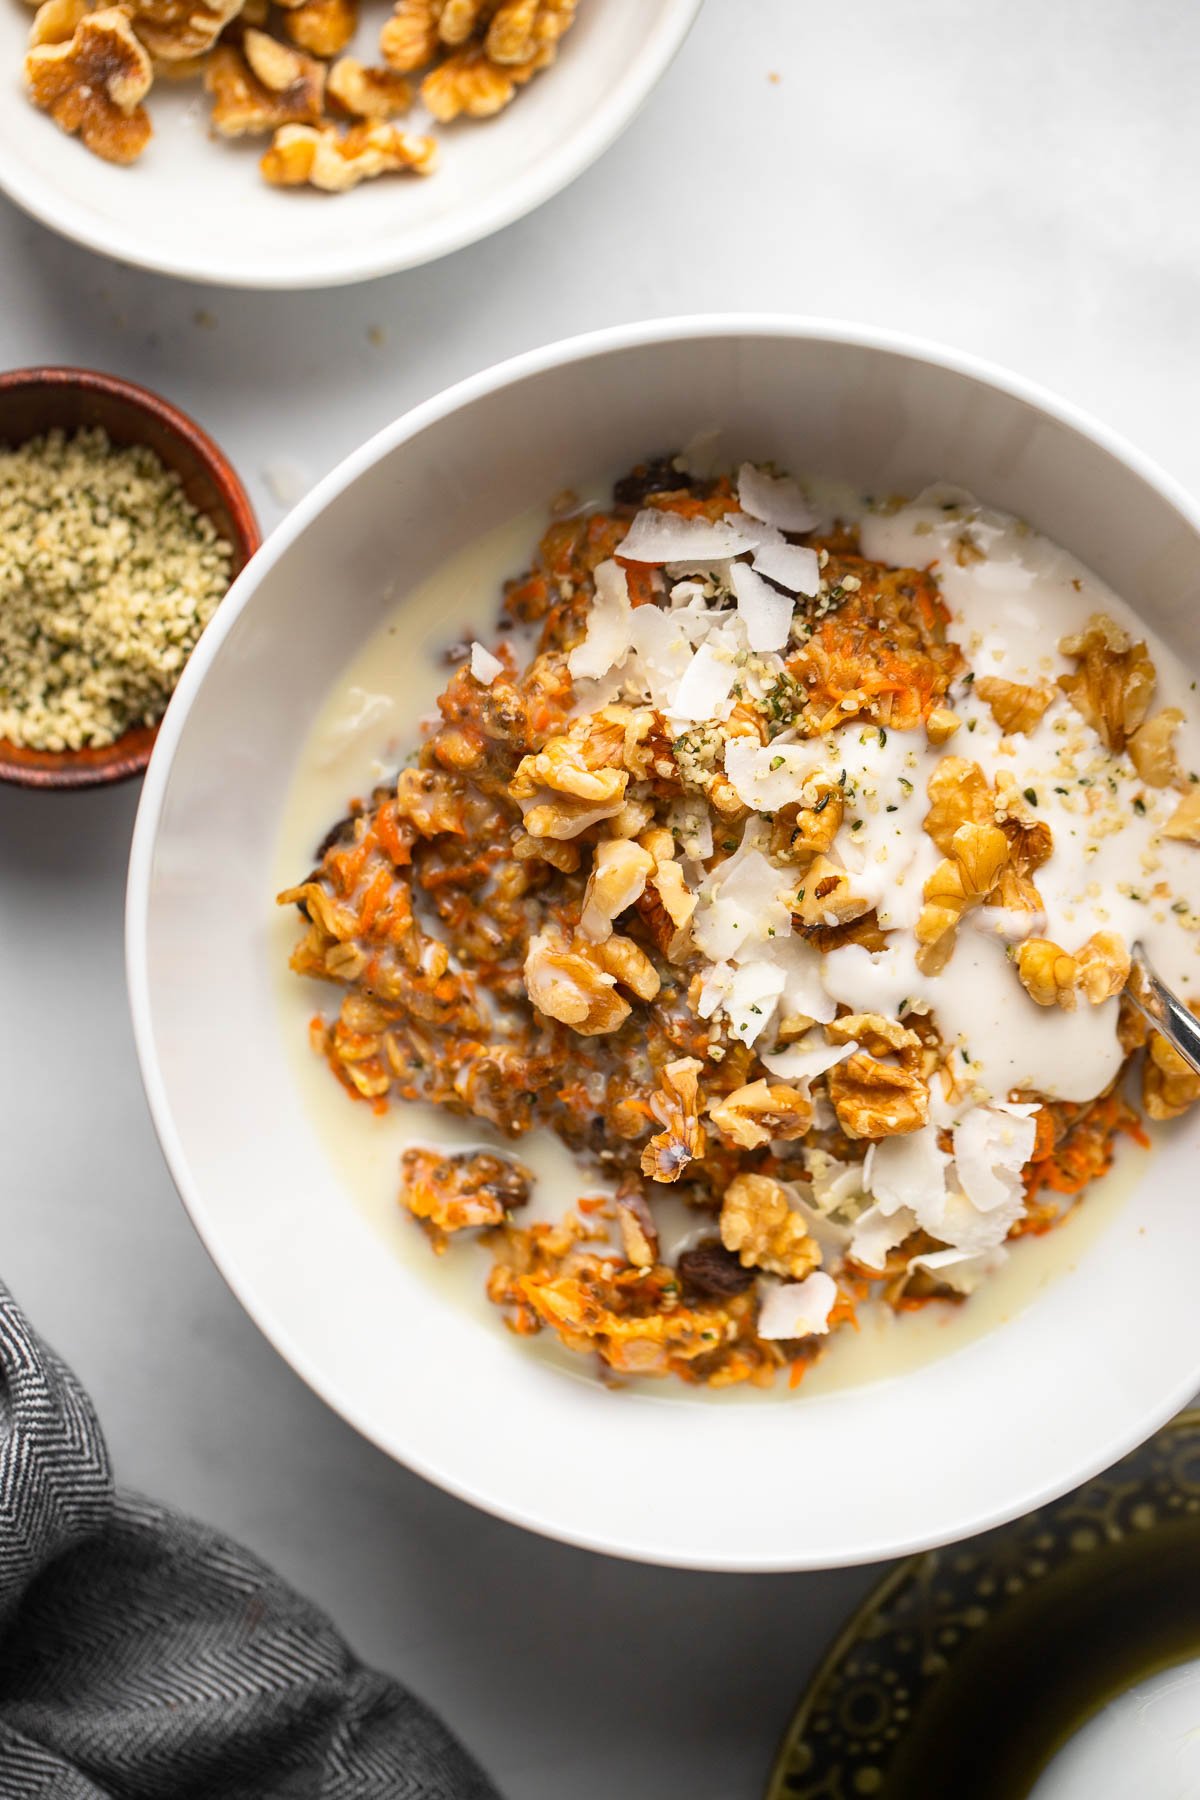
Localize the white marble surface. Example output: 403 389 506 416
2 1 1199 1793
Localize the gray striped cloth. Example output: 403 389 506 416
0 1284 500 1799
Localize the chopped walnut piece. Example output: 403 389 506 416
1015 938 1078 1010
206 41 324 136
828 1053 929 1138
401 1145 531 1246
579 838 653 942
594 934 660 1003
380 0 442 69
915 821 1009 972
826 1012 921 1060
1162 789 1200 844
640 1057 705 1182
975 676 1055 735
282 0 357 57
770 778 843 863
262 118 438 187
791 856 871 930
719 1173 820 1279
1074 931 1131 1004
512 735 627 804
523 929 630 1035
25 8 152 164
421 43 536 119
328 55 412 117
924 757 993 855
708 1080 813 1152
1129 708 1184 788
486 0 574 63
438 0 490 42
615 1189 658 1269
1058 612 1156 751
924 706 961 746
1144 1022 1200 1120
127 0 243 60
28 0 88 48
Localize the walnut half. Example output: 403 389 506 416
25 8 153 164
261 120 438 189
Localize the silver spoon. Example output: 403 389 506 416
1128 944 1200 1075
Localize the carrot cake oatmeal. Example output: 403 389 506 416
278 456 1200 1389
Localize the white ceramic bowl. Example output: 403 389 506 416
0 0 699 289
127 318 1200 1569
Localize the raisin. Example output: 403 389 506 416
612 456 696 510
677 1239 753 1300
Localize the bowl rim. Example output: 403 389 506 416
0 364 260 790
127 315 1200 1569
0 0 704 291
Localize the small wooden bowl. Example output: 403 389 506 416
0 367 260 790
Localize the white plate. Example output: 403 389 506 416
0 0 699 288
127 318 1200 1569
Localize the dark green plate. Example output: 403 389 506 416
767 1410 1200 1799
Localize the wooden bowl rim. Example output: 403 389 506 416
0 366 261 792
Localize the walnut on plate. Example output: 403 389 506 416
128 0 245 61
486 0 574 63
328 55 412 116
282 0 357 57
271 117 433 196
25 7 152 164
420 42 537 119
719 1172 819 1280
923 756 993 855
206 34 325 136
28 0 89 47
380 0 443 71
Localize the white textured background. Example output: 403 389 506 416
2 2 1199 1793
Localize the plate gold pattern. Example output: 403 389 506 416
767 1410 1200 1799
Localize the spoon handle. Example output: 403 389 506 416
1129 946 1200 1077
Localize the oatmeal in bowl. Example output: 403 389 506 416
128 322 1200 1568
278 454 1200 1391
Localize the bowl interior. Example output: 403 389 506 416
0 0 700 288
130 325 1200 1568
0 371 258 790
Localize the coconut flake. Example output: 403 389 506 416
666 640 740 724
849 1202 918 1271
617 509 754 565
807 1151 867 1213
864 1124 950 1230
752 540 821 597
469 642 504 685
568 559 633 681
952 1103 1039 1214
730 559 794 652
737 462 818 533
691 845 791 961
909 1245 1008 1295
771 934 838 1026
762 1030 857 1083
723 735 825 811
722 959 788 1046
757 1270 838 1340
